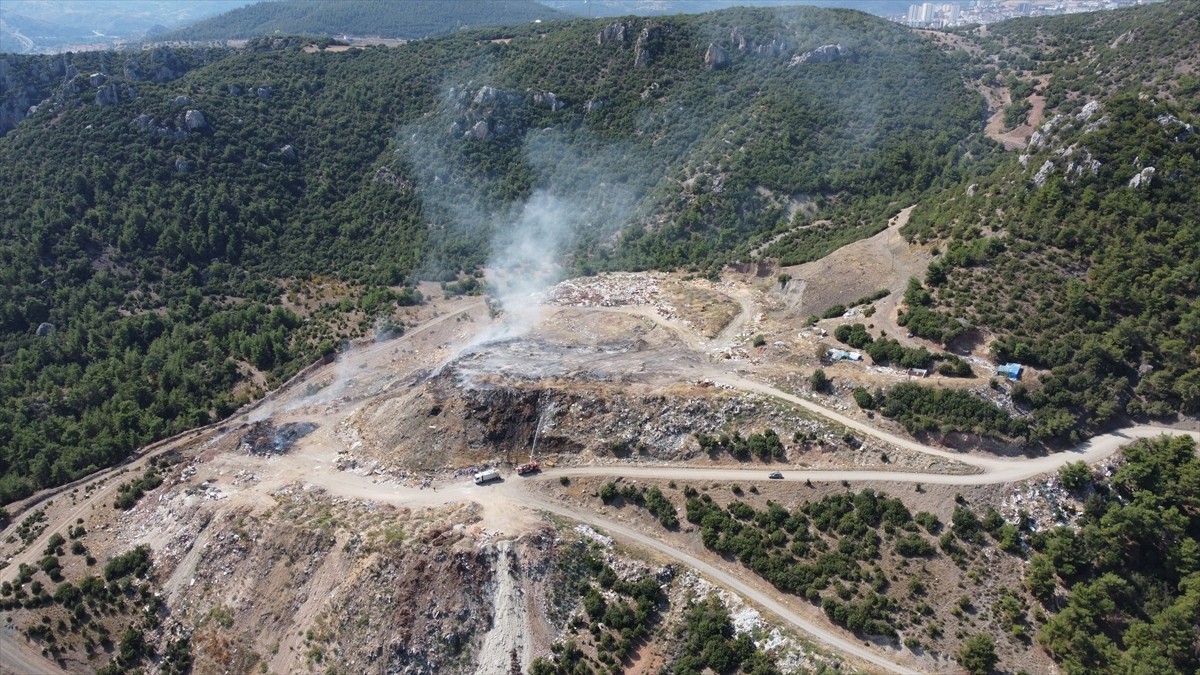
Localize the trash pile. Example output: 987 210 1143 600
240 420 318 456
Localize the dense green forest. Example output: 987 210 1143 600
893 0 1200 441
160 0 572 42
0 7 982 504
615 435 1200 674
1033 435 1200 675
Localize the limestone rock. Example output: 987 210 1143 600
731 27 748 50
704 43 729 70
473 86 497 105
255 86 272 99
175 158 192 173
468 120 490 141
790 43 846 67
1033 160 1055 187
184 109 207 130
88 72 106 87
95 83 120 106
280 144 297 161
634 26 661 68
170 95 191 106
35 322 55 337
1156 114 1194 142
528 89 563 111
1128 166 1154 188
596 22 627 46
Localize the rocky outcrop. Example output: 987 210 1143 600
372 166 410 190
704 43 729 70
584 99 605 113
633 26 661 68
169 95 191 106
184 109 208 130
596 21 627 46
528 89 563 111
255 86 271 99
1062 144 1101 181
228 84 243 96
469 119 491 141
175 158 193 173
790 43 847 67
88 72 106 87
280 144 297 161
132 113 186 139
473 86 498 105
1128 166 1154 188
95 82 121 106
1156 114 1194 142
35 322 55 337
123 46 186 83
1033 160 1055 187
729 28 786 57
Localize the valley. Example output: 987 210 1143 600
2 265 1193 674
1 2 1198 673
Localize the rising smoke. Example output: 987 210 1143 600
401 99 642 348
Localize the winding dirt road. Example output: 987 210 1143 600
3 282 1197 674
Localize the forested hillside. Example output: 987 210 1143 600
0 7 982 503
894 0 1199 442
160 0 571 42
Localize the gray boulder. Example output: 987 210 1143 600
170 95 192 106
175 158 192 173
88 72 106 87
35 322 55 337
280 144 297 161
184 109 207 130
255 86 271 99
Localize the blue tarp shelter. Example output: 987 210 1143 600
996 363 1022 380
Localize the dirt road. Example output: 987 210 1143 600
505 492 920 674
3 275 1197 674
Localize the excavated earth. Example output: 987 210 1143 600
0 260 1130 675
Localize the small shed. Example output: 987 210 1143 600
996 363 1023 380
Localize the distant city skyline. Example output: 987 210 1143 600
896 0 1160 28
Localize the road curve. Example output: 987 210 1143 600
507 493 918 674
548 425 1198 486
0 626 62 675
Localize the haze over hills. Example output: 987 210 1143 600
0 0 252 53
159 0 575 42
0 5 982 504
541 0 917 18
0 2 1197 674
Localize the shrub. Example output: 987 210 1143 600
957 633 998 675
